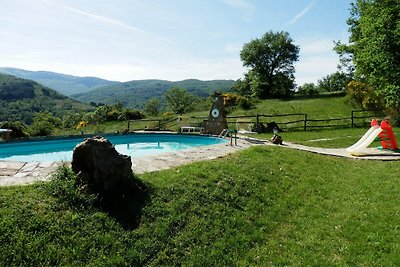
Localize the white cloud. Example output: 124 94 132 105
286 1 316 27
225 43 242 53
221 0 255 22
40 0 171 43
295 37 339 85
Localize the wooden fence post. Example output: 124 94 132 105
256 114 260 126
351 110 354 127
304 114 307 131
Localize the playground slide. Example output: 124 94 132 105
346 125 380 152
346 127 382 153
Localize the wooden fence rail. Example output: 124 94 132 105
127 109 382 132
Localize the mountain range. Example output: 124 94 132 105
0 67 236 108
0 73 91 124
0 67 117 96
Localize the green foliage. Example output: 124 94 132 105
45 165 97 210
144 98 161 116
238 97 254 110
0 121 27 138
87 104 144 124
379 85 400 125
72 79 235 108
0 74 91 124
317 71 352 92
345 80 383 110
28 112 62 136
0 75 35 100
297 83 319 96
222 93 244 107
164 87 197 114
336 0 400 111
240 31 299 98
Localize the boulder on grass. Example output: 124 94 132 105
71 135 133 194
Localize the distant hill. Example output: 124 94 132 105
72 79 237 108
0 67 118 96
0 73 91 124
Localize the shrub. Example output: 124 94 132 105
345 81 384 110
28 112 62 136
239 97 254 110
222 93 244 107
297 83 319 96
0 121 28 138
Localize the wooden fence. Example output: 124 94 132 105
127 109 382 132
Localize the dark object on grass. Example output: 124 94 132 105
71 135 133 193
71 136 149 229
252 121 282 133
271 134 283 145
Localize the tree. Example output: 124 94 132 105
28 112 61 136
335 0 400 116
144 98 161 117
345 80 383 110
240 31 299 98
164 87 196 114
317 72 352 92
297 83 319 96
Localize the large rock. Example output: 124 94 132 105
71 136 133 193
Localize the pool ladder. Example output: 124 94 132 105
218 129 237 146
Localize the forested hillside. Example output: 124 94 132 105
0 67 118 96
72 79 236 108
0 74 91 124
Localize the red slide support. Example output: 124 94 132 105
378 120 399 150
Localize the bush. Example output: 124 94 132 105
239 97 254 110
345 81 384 110
28 112 61 136
44 165 97 210
297 83 319 96
222 93 244 107
0 121 28 138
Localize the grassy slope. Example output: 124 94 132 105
1 146 400 266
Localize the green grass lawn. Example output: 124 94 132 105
254 127 400 149
231 93 353 119
1 146 400 266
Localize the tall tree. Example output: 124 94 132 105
335 0 400 115
143 98 161 117
240 31 299 98
164 87 196 114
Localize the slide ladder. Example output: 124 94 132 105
378 120 398 150
347 119 399 155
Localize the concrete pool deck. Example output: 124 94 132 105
1 136 400 187
0 138 254 187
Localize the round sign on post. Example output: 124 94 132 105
211 108 220 118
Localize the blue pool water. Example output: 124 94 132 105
0 134 227 162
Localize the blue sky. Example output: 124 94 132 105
0 0 351 85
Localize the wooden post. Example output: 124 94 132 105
256 114 260 126
304 114 307 131
351 110 354 127
127 120 130 132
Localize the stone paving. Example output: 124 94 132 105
1 136 400 187
0 138 254 187
282 141 400 161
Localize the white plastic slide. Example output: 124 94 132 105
346 126 382 153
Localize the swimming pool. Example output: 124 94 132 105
0 134 227 162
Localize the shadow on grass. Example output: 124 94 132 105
97 175 151 230
46 166 151 231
